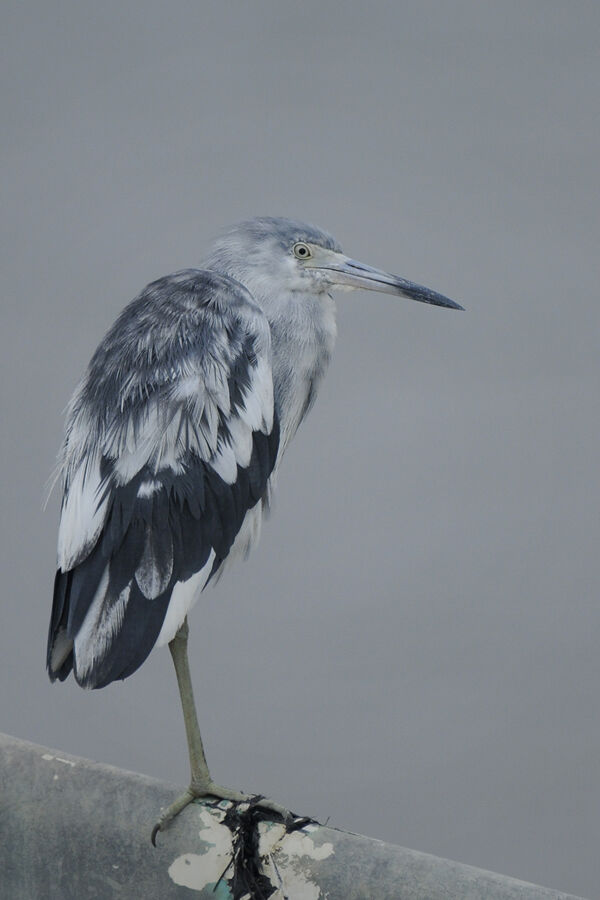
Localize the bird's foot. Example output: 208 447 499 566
151 779 305 845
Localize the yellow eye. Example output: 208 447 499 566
293 242 312 260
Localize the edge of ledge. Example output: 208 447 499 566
0 732 588 900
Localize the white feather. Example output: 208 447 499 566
137 479 162 499
238 357 273 433
226 414 254 469
57 455 107 571
74 573 130 681
209 443 238 484
155 551 216 646
49 631 73 673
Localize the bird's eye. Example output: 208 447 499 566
293 242 312 260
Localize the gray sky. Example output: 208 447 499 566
2 2 599 896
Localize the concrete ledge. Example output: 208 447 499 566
0 733 587 899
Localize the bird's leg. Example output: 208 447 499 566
168 617 212 791
151 617 296 845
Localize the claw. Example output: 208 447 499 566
150 781 312 846
151 786 197 845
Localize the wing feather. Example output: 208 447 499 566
47 269 279 688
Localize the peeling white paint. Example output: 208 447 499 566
257 822 287 856
258 821 334 899
41 753 76 767
168 854 212 892
168 807 233 893
167 804 334 898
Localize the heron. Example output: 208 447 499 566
46 217 463 841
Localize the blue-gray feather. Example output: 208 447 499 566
48 268 279 688
48 217 354 690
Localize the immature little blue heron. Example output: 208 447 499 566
47 217 462 840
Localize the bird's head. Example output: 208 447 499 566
206 216 463 311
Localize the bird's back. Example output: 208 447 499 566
47 269 279 688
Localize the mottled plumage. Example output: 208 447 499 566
48 268 278 687
46 216 461 839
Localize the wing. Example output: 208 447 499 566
47 269 279 689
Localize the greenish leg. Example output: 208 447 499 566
151 617 294 845
168 617 212 791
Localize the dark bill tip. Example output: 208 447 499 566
396 278 464 311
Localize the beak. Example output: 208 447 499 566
316 253 464 311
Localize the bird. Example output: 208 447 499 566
46 216 463 841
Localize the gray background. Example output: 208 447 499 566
2 2 599 897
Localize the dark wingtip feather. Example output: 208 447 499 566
72 579 172 689
50 651 74 682
47 570 74 681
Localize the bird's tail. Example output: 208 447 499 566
46 541 173 690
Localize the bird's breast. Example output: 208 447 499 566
268 292 337 453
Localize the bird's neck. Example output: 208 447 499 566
203 254 339 450
258 288 338 452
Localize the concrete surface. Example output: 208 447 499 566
0 733 588 899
